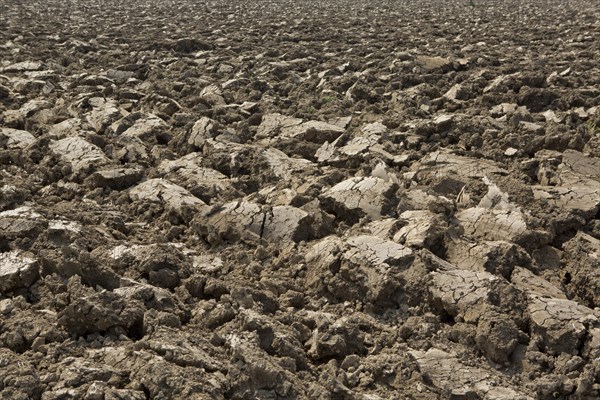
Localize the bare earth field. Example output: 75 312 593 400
1 0 600 398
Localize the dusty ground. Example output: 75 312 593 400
1 0 600 398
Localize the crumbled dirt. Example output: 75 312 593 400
1 0 600 399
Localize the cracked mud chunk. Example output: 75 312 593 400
193 200 262 243
193 201 311 244
533 186 600 219
518 121 544 134
361 121 388 137
370 162 400 185
447 240 532 279
0 251 39 292
560 150 600 183
129 178 205 216
113 141 146 165
0 127 36 149
202 139 258 177
90 167 143 190
2 99 51 128
306 235 413 307
394 210 447 249
256 114 346 159
561 232 600 308
429 268 500 323
48 137 110 174
414 55 453 72
157 152 205 175
358 218 402 239
316 122 403 166
510 267 566 299
315 134 357 163
443 83 469 101
263 205 312 242
414 151 508 182
0 60 43 72
528 295 598 356
86 97 123 133
48 118 84 138
44 219 79 243
402 189 454 214
483 73 523 93
345 235 414 267
533 150 600 219
261 147 316 182
410 348 529 399
0 206 47 240
157 153 240 202
42 382 149 399
456 206 533 244
121 114 169 143
455 177 547 246
257 113 344 144
105 67 137 83
188 116 222 148
490 102 518 117
321 176 397 222
198 83 226 107
257 115 305 136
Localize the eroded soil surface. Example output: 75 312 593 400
1 0 600 398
